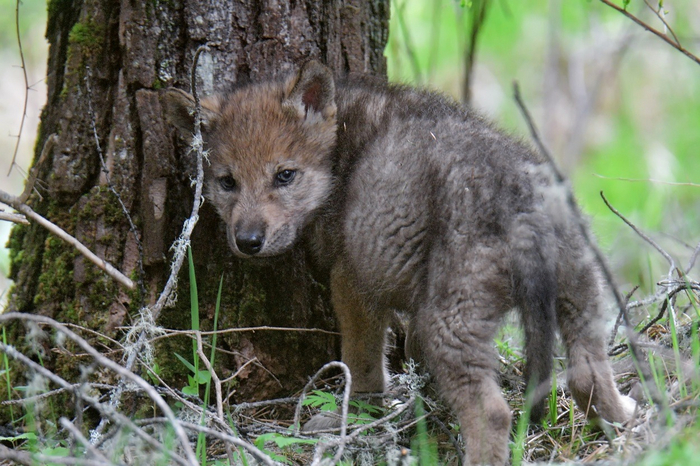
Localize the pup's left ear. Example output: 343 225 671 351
283 60 337 122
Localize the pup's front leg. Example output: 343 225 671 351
303 263 389 431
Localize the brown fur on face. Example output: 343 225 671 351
162 61 337 257
163 61 636 466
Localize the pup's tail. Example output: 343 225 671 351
510 217 558 423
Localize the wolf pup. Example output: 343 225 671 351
163 61 635 465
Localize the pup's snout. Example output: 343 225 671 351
235 227 265 255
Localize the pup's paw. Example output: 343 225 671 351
619 394 637 420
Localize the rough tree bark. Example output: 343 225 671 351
5 0 388 407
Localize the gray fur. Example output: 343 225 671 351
163 61 635 465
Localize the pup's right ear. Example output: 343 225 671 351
160 87 220 140
283 60 336 123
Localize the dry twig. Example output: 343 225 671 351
0 189 135 290
600 191 677 277
7 0 30 176
0 211 28 225
597 0 700 66
0 312 199 465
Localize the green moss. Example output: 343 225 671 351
47 0 71 22
126 269 145 310
83 269 117 311
67 21 104 57
33 235 76 307
77 187 125 226
7 223 29 280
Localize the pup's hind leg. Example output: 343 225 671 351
557 264 636 423
418 275 512 465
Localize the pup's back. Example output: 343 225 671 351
329 75 559 419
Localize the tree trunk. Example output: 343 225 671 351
6 0 388 406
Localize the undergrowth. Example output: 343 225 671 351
1 246 699 465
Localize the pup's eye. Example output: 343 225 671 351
275 169 296 185
219 175 236 191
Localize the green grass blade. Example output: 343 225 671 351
512 387 532 466
667 298 687 398
2 327 15 421
549 371 558 426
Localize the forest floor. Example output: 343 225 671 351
3 277 699 466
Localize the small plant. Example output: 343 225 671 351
173 248 226 463
1 326 15 422
511 390 532 466
303 389 339 412
254 431 318 464
302 389 384 427
549 372 558 426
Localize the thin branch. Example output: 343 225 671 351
221 357 259 384
158 325 340 338
593 173 700 188
512 81 564 183
7 0 30 176
463 0 491 105
688 240 700 273
19 134 57 203
597 0 700 67
151 43 210 318
293 361 352 438
0 189 135 290
643 0 680 46
1 382 115 406
59 418 115 466
600 191 677 277
99 43 213 444
195 331 224 420
0 211 28 225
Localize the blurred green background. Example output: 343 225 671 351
1 0 699 307
386 0 700 296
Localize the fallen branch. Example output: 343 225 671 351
0 210 28 225
292 361 352 464
0 312 199 465
0 189 135 290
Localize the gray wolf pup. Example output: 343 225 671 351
163 61 635 465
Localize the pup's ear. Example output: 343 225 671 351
160 87 220 139
283 60 336 122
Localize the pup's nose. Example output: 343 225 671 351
235 231 265 255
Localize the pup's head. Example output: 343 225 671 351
162 61 337 257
